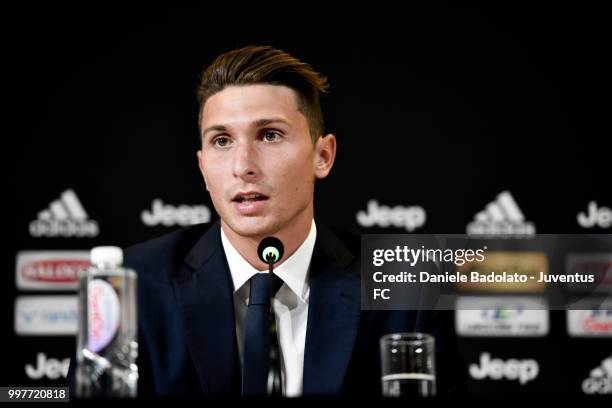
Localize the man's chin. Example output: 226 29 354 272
223 216 278 239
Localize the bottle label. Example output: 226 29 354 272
87 279 120 352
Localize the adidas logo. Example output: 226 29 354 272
467 191 535 237
356 199 426 231
582 355 612 395
29 189 99 238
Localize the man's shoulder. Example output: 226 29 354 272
123 222 216 281
324 224 360 255
316 222 361 274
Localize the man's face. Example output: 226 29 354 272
197 84 335 239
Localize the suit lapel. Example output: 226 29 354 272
172 220 241 394
303 223 361 395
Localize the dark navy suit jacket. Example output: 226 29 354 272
117 220 465 397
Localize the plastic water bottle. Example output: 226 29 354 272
75 246 138 398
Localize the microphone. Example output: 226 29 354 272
257 237 284 397
258 237 284 265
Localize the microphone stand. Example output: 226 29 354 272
266 258 283 396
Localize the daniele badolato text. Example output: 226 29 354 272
369 245 595 290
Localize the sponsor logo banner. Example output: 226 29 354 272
456 296 549 337
15 296 77 336
16 251 89 291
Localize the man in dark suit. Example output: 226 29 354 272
100 45 465 397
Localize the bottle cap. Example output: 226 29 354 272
90 246 123 267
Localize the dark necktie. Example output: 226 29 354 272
242 273 284 395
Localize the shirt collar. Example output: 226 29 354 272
220 219 316 303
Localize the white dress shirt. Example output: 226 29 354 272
220 219 316 397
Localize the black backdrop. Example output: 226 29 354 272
5 5 611 397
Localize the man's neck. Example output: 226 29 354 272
221 208 314 270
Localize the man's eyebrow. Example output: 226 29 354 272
252 117 290 128
201 124 228 138
201 118 290 138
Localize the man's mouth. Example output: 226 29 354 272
232 192 269 203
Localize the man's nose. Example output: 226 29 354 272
232 142 260 180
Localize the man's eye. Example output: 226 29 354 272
213 136 231 147
263 130 281 142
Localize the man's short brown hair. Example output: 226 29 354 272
197 45 329 143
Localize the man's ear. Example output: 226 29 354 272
196 150 209 191
313 133 337 179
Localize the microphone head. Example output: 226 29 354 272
258 237 284 264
